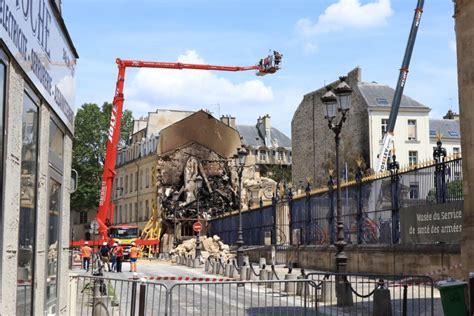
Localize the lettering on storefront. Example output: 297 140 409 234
0 0 76 131
400 201 463 244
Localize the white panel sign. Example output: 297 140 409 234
0 0 76 132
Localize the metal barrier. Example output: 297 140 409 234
70 275 168 316
168 279 318 316
70 275 318 315
306 272 435 316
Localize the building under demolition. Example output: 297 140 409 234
76 109 292 252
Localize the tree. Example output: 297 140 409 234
71 102 133 212
261 165 292 184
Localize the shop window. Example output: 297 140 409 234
0 57 6 250
49 119 64 161
17 91 39 316
45 176 61 313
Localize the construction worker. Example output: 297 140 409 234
114 241 124 273
129 242 139 272
110 243 118 272
99 242 111 272
81 241 92 271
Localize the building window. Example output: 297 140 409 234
140 170 143 189
145 200 150 219
381 118 388 138
259 151 266 161
123 204 127 223
119 205 123 223
278 151 284 161
49 119 64 161
125 175 129 194
134 202 138 222
145 168 150 188
409 183 419 199
139 201 143 221
408 120 417 140
79 211 88 224
135 171 138 192
119 177 123 196
17 91 39 315
409 151 418 166
129 203 133 222
453 147 460 156
130 173 134 192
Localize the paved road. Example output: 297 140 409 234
71 260 315 315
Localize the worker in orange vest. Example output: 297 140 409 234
129 242 139 272
81 241 92 272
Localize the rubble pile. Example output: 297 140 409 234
171 235 234 261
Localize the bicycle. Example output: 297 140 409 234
79 255 118 315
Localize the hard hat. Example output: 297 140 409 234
113 243 118 246
117 240 121 245
84 241 89 245
103 242 107 246
131 242 136 246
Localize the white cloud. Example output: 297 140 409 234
303 42 319 55
296 0 393 37
125 50 274 117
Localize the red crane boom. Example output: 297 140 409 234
96 52 283 243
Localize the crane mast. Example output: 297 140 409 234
375 0 424 173
96 52 283 242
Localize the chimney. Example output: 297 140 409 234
220 115 236 129
263 115 272 146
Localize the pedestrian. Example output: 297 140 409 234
129 242 139 272
99 242 111 272
110 243 118 272
114 241 124 273
81 241 92 272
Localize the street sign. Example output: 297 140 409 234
91 219 99 232
193 222 203 232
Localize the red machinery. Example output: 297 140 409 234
76 51 283 247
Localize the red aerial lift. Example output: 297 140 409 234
72 51 283 248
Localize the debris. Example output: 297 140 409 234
170 235 234 261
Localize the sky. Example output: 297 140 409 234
62 0 458 136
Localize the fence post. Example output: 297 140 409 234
272 193 278 245
355 164 364 244
287 187 294 245
434 138 447 203
388 153 400 244
328 173 335 245
138 283 146 316
305 183 311 245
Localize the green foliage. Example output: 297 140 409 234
71 102 133 212
447 179 463 198
261 165 292 184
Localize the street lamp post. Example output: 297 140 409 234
235 148 248 267
321 76 353 306
195 175 204 259
172 191 180 249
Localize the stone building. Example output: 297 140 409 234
0 1 78 314
454 0 474 278
292 67 461 187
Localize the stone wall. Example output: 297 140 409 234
247 244 462 280
291 67 370 187
454 0 474 279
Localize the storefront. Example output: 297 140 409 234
0 1 78 315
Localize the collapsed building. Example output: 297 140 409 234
73 109 291 251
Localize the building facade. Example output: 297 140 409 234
0 1 78 315
292 67 461 187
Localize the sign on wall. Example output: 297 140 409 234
0 0 76 132
400 201 463 244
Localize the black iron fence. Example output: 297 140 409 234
209 157 463 247
306 271 435 316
